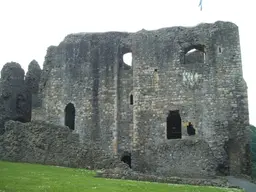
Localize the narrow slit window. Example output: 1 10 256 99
130 94 133 105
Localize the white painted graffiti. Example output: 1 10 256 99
182 71 202 89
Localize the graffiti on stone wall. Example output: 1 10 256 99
182 71 202 89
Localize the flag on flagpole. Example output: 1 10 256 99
198 0 203 11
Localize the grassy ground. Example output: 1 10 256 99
0 161 243 192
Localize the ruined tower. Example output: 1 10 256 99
0 21 250 178
32 21 250 177
129 21 250 177
0 62 30 134
25 60 42 120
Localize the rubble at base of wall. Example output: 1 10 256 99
0 120 126 170
0 120 248 189
95 167 240 188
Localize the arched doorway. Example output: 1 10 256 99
121 152 131 168
65 103 75 130
167 110 182 139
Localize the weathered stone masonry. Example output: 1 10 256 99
126 21 250 177
32 32 133 155
0 21 251 178
0 62 31 134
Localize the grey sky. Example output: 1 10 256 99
0 0 255 125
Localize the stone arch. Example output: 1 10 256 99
64 103 75 130
184 44 206 64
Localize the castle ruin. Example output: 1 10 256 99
0 21 251 178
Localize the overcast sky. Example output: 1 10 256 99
0 0 255 125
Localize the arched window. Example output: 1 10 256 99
184 45 205 64
123 52 133 66
65 103 75 130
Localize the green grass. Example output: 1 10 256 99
0 161 242 192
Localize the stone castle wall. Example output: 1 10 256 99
0 120 125 170
0 21 251 178
126 21 250 176
32 32 134 155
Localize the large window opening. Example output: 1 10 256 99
184 45 205 64
123 52 132 66
121 152 131 168
167 110 182 139
65 103 75 130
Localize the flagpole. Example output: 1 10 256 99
199 0 203 11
